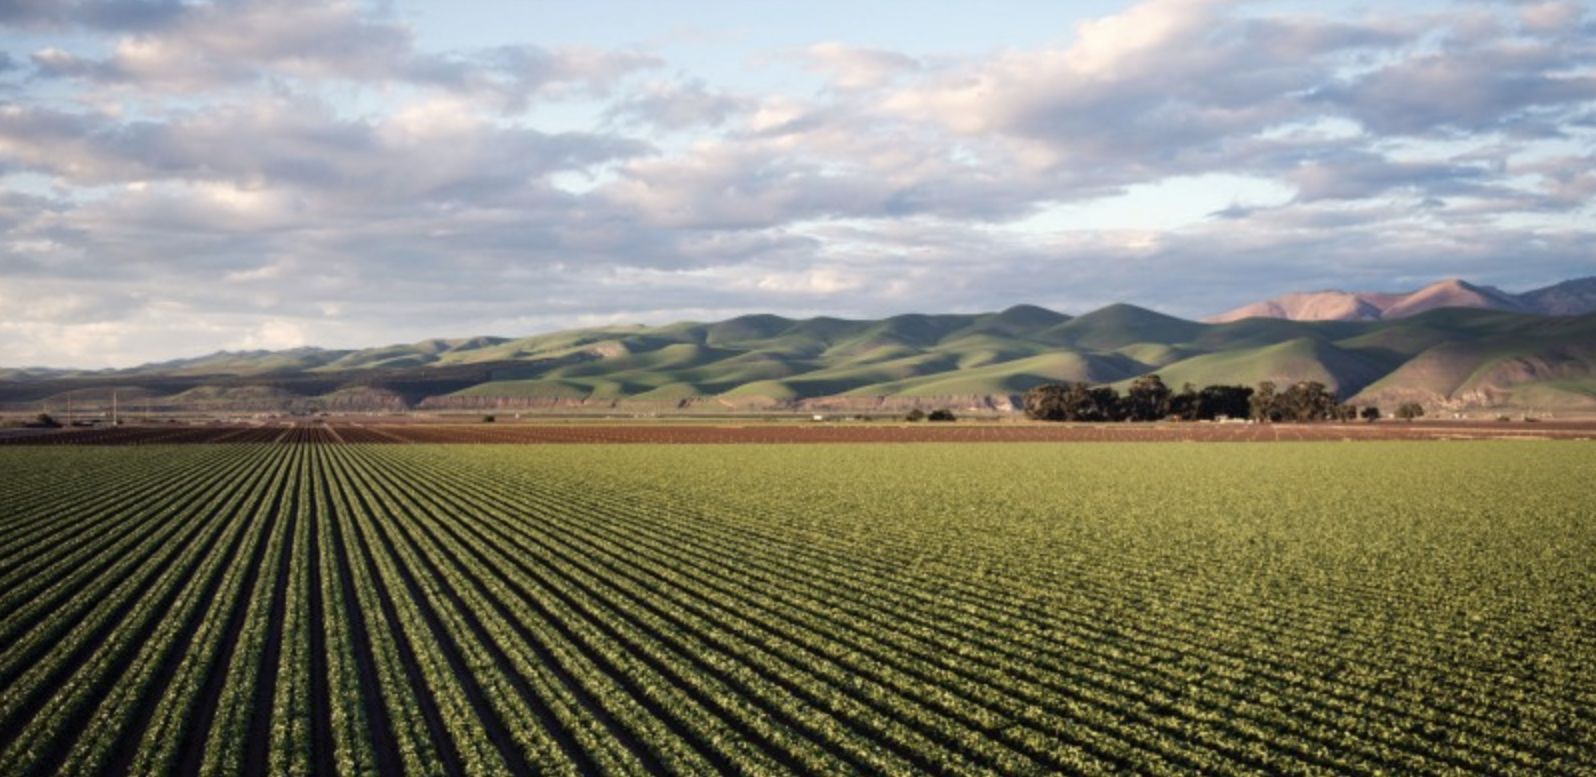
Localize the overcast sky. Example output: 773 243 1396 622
2 0 1594 367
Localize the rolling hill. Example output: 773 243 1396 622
5 302 1596 415
1208 277 1596 323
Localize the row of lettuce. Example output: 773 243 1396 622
0 444 1586 775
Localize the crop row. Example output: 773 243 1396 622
0 441 1591 775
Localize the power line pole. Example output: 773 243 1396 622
112 391 119 425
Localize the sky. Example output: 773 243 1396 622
1 0 1593 368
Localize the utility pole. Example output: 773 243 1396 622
66 391 73 427
112 391 119 425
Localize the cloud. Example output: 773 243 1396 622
404 45 662 112
0 97 649 195
234 319 308 350
883 0 1417 180
606 79 751 130
2 0 1595 367
0 0 188 32
24 0 410 90
20 0 659 105
1517 1 1587 34
1287 150 1490 202
803 43 921 90
1310 6 1596 136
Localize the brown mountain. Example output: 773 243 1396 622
1207 277 1593 323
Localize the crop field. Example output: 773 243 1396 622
0 440 1592 775
6 418 1596 446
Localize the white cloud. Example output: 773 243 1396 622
803 43 921 90
235 319 308 350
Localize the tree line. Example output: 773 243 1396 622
1022 376 1421 423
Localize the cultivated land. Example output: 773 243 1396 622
5 418 1596 446
0 439 1592 775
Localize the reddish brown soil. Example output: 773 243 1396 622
5 420 1593 445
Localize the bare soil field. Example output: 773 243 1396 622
4 419 1594 445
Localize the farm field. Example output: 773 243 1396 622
5 418 1596 446
0 440 1592 775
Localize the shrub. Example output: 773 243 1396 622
904 409 926 422
927 409 956 422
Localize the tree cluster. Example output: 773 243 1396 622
1247 380 1354 422
1023 375 1369 423
1021 383 1127 422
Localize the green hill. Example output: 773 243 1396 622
1137 338 1391 396
6 304 1594 413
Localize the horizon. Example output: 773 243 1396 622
3 0 1595 368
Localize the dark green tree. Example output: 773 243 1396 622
1167 382 1199 421
1198 385 1253 420
1124 374 1172 421
1279 381 1338 421
1022 384 1068 421
1087 386 1124 421
1395 402 1425 421
1250 381 1279 422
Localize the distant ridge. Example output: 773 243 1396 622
5 293 1596 414
1207 277 1596 323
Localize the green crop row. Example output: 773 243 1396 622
0 440 1591 776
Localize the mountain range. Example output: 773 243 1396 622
5 282 1596 415
1207 277 1596 323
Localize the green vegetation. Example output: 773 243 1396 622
1025 376 1369 423
0 441 1591 773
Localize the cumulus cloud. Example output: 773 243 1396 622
883 0 1418 180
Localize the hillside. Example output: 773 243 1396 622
5 304 1596 414
1208 277 1596 323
